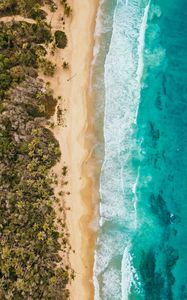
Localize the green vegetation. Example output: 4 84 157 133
62 61 69 70
0 0 47 20
61 0 72 17
0 0 72 19
0 20 52 99
38 57 56 76
54 31 67 49
0 2 72 298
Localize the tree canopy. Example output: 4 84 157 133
0 1 73 298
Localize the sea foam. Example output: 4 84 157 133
93 0 151 298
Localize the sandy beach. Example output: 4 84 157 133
66 1 99 299
41 1 99 299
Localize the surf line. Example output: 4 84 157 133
121 2 151 300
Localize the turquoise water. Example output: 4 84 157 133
93 0 187 299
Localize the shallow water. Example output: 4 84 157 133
93 0 187 299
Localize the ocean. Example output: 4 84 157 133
92 0 187 299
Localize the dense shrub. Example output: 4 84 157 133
55 30 67 49
38 58 56 76
0 0 16 15
0 0 45 19
0 4 72 298
61 0 72 17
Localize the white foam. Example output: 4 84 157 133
121 243 143 299
132 166 140 229
94 0 151 298
94 230 130 299
91 0 104 67
103 268 121 299
93 263 100 300
135 0 151 122
121 244 133 300
137 1 151 83
100 0 145 224
95 0 112 36
92 0 116 66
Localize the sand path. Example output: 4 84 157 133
0 15 36 23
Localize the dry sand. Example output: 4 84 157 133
41 1 100 299
65 1 100 299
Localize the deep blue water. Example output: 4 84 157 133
93 0 187 299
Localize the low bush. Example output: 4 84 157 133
54 30 67 49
